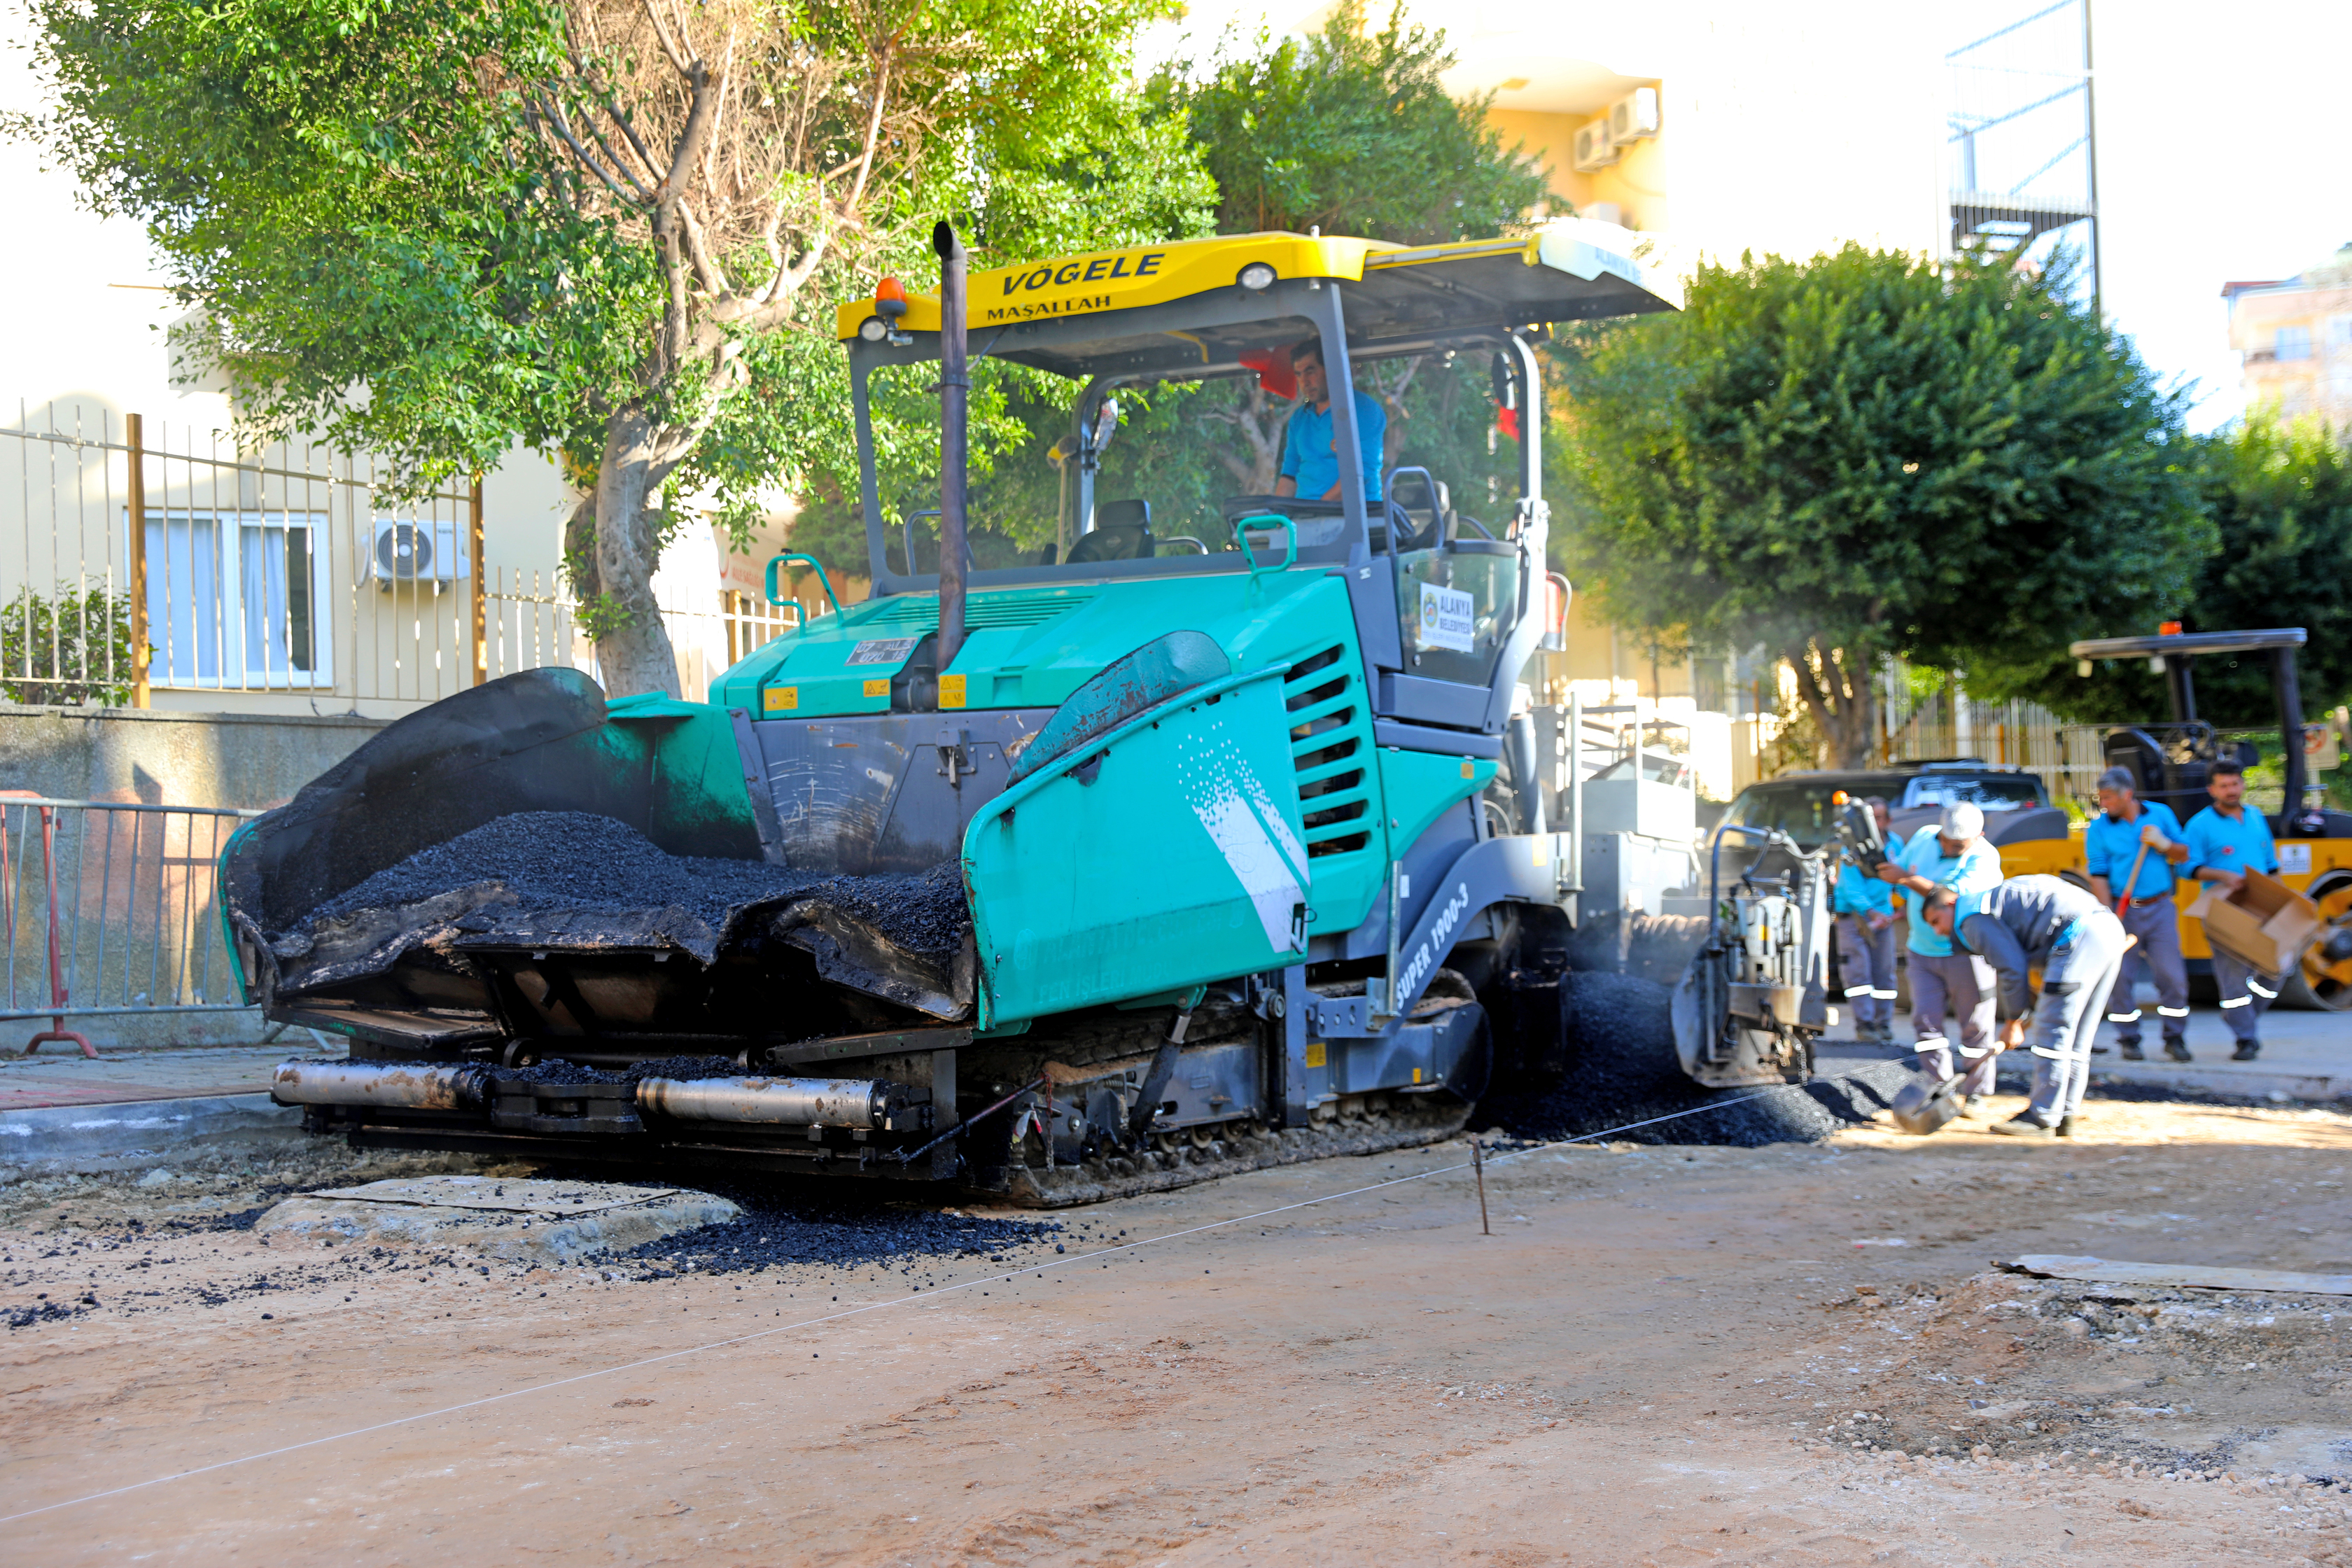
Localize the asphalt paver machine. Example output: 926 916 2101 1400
224 223 1776 1204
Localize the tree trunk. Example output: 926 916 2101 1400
1784 638 1881 771
591 404 683 698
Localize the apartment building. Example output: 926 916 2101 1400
2224 246 2352 437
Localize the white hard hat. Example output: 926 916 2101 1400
1938 802 1985 841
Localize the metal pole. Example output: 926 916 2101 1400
1567 689 1584 914
126 413 149 708
932 221 969 676
469 473 486 687
2081 0 2102 318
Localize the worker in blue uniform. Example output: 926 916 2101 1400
1924 875 2127 1139
1833 796 1903 1044
1877 802 2006 1109
2084 766 2192 1062
2181 758 2281 1061
1273 338 1386 505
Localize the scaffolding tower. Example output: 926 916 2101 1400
1947 0 2101 309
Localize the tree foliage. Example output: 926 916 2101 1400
1557 244 2211 767
25 0 1201 693
1159 0 1549 243
1997 412 2352 726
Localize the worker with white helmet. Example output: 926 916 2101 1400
1877 800 2006 1110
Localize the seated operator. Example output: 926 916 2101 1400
1272 337 1386 505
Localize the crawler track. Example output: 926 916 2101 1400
995 1099 1473 1208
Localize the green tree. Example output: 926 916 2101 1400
1558 245 2211 768
24 0 1199 694
1165 0 1550 242
1997 412 2352 727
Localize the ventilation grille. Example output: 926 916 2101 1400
865 588 1098 631
1284 645 1373 859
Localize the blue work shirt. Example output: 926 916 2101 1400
1280 391 1387 504
1897 830 2004 956
2183 802 2279 880
2083 799 2187 903
1835 828 1903 916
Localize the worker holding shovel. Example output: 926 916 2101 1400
2084 766 2192 1062
1924 876 2129 1140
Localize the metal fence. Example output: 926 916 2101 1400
1886 685 2107 807
1 794 262 1050
3 402 816 714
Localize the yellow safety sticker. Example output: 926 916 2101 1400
1303 1041 1327 1069
939 673 967 709
1460 759 1474 779
1413 1068 1422 1084
764 686 798 712
1532 836 1548 866
863 678 890 699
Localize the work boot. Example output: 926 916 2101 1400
1989 1116 2057 1139
2117 1040 2144 1062
2233 1040 2261 1062
2056 1114 2076 1139
2164 1039 2194 1063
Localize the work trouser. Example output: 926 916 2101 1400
2211 951 2278 1044
1835 914 1900 1029
2109 896 2190 1049
1910 950 1999 1098
2024 912 2127 1128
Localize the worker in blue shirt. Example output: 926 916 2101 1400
2182 758 2281 1060
1877 802 2006 1108
1274 338 1386 505
2085 766 2192 1062
1833 796 1903 1044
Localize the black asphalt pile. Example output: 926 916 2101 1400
616 1186 1065 1280
298 811 968 955
1477 971 1914 1148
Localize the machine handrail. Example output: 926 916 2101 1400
765 553 842 615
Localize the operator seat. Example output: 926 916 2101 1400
1068 498 1154 563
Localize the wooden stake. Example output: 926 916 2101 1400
1474 1140 1492 1236
469 473 486 687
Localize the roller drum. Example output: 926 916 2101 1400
272 1059 489 1111
637 1076 890 1128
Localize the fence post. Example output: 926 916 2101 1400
126 413 150 708
470 473 486 687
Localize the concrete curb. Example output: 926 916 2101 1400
0 1093 302 1176
2088 1063 2352 1103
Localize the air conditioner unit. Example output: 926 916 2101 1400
1609 87 1661 144
369 518 470 588
1572 118 1619 172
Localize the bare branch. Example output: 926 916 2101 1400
840 41 893 216
642 0 694 76
540 92 645 204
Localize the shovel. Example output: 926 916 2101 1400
2115 839 2154 916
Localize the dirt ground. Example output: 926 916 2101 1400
7 1088 2352 1565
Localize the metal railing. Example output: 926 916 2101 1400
5 400 828 714
1 794 262 1046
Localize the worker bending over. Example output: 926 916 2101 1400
1833 795 1903 1044
1922 874 2127 1140
2183 758 2279 1061
1877 802 2005 1109
2084 766 2192 1062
